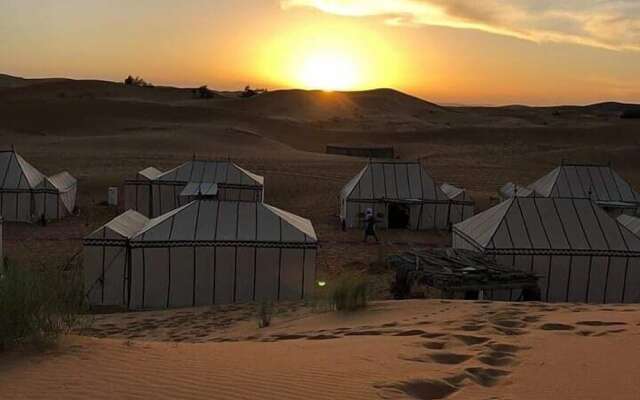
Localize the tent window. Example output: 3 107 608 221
388 203 410 229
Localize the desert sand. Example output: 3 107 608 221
1 300 639 399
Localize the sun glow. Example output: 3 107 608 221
258 20 407 92
297 51 360 90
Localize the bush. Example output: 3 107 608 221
257 301 273 328
328 273 368 311
0 258 87 351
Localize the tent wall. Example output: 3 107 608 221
121 245 316 310
344 200 464 231
0 191 32 222
487 253 640 303
124 181 153 216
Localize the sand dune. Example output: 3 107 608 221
1 300 639 400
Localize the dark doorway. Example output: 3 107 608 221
388 203 410 229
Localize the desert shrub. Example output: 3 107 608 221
0 258 87 351
328 273 368 311
257 301 273 328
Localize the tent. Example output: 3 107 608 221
84 200 317 310
124 160 264 217
527 163 640 216
0 217 3 268
340 160 474 230
499 182 533 201
453 197 640 303
441 183 475 221
618 214 640 236
0 149 77 222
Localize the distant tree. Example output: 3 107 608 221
196 85 214 99
124 75 153 88
240 85 267 98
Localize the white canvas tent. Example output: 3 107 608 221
453 197 640 303
340 161 475 230
84 200 317 310
124 160 264 217
0 149 77 222
527 163 640 216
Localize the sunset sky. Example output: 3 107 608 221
2 0 640 105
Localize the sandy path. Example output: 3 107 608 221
1 300 639 400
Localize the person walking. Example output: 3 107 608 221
363 208 379 243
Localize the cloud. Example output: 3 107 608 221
281 0 640 51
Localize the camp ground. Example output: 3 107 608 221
124 159 264 217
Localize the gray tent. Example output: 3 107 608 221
340 160 474 230
453 197 640 303
124 160 264 217
0 149 77 222
527 163 640 216
84 200 317 310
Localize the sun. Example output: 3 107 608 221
297 51 361 91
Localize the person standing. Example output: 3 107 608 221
363 208 379 243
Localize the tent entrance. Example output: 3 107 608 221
388 203 410 229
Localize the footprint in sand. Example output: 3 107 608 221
464 367 510 387
576 321 627 327
452 334 490 346
539 323 575 331
402 352 473 365
375 378 459 400
477 350 517 367
393 329 428 337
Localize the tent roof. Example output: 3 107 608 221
39 171 76 191
499 182 533 199
131 200 316 244
155 160 264 186
180 182 218 197
0 150 45 189
454 197 640 254
528 164 640 204
441 183 464 200
341 160 448 201
138 167 163 180
87 210 150 240
617 214 640 236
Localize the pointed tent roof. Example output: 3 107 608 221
155 160 264 186
499 182 533 199
38 171 77 192
617 214 640 236
454 197 640 255
528 164 640 204
0 150 45 189
138 167 163 180
342 160 448 201
131 199 316 244
86 210 150 240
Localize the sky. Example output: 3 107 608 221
1 0 640 105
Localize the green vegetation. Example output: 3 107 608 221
312 272 369 312
0 258 87 352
